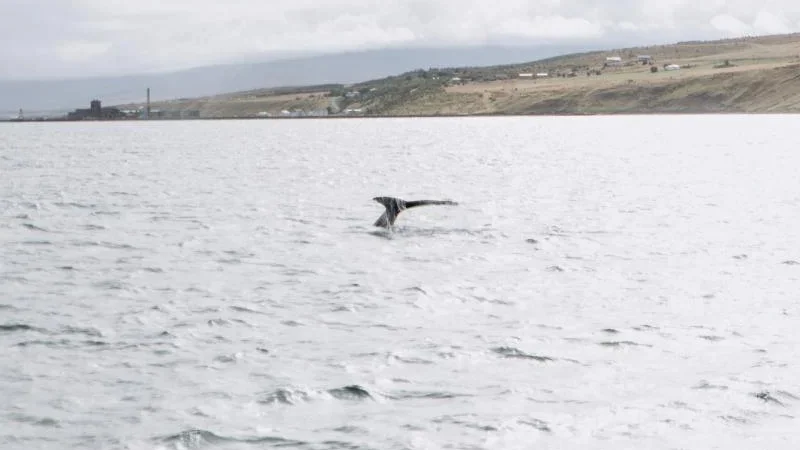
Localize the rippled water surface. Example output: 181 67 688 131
2 116 800 449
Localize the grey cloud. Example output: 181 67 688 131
2 0 800 79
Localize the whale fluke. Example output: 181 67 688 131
372 196 458 228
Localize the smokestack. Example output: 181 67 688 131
146 88 151 119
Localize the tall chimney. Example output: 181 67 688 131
146 88 151 119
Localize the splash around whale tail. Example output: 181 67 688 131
372 196 458 228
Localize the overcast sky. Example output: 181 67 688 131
2 0 800 79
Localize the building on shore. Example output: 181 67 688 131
145 109 200 119
67 100 126 120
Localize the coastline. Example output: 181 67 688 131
3 110 799 124
6 33 800 122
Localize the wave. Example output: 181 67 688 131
0 323 46 333
93 280 135 291
14 339 70 348
160 429 304 449
492 346 554 362
15 339 109 348
21 240 53 246
259 385 375 405
61 325 103 337
259 387 312 405
16 201 40 210
388 354 434 365
229 305 266 315
327 385 373 401
21 223 48 231
387 390 472 400
9 413 60 428
367 226 498 240
753 390 797 406
54 201 96 209
598 341 652 348
69 240 135 250
160 429 370 449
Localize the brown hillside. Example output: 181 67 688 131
117 33 800 117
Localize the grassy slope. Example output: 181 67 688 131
375 34 800 115
118 33 800 117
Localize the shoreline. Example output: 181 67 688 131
7 34 800 121
2 109 798 124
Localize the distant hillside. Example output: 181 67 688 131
0 45 593 115
113 33 800 117
347 33 800 116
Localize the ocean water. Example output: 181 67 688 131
1 116 799 450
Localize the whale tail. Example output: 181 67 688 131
372 196 458 228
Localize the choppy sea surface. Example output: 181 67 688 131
2 116 800 450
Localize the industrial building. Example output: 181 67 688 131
67 100 126 120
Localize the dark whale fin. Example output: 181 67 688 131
372 196 458 228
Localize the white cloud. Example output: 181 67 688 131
710 14 753 35
498 16 604 40
710 9 795 36
56 40 113 63
2 0 800 78
753 11 792 34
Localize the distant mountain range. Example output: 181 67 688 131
0 45 598 116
